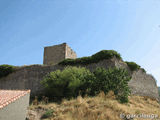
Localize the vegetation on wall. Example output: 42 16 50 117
58 50 122 65
125 61 146 73
141 68 146 73
0 65 16 79
125 61 141 71
58 49 147 73
41 66 131 103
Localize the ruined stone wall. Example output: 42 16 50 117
43 43 66 65
0 65 63 96
85 58 130 72
0 59 159 100
0 59 123 96
65 44 77 59
128 69 159 99
43 43 77 65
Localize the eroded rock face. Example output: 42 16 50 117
0 58 159 100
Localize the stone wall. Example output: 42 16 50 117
0 58 159 100
129 69 159 99
43 43 66 65
85 58 130 72
43 43 77 65
65 44 77 59
0 65 63 96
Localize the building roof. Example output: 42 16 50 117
0 90 30 109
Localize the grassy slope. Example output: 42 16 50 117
29 92 160 120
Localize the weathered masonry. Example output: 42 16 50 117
43 43 77 65
0 43 159 101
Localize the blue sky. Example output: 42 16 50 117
0 0 160 85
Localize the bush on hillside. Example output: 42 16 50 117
59 50 122 65
0 65 16 78
40 67 94 99
41 66 131 103
91 67 131 103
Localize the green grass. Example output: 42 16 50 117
41 109 54 119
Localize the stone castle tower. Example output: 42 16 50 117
43 43 77 65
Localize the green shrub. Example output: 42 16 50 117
0 65 16 78
41 66 131 103
91 67 131 103
41 109 54 119
89 68 110 95
125 61 140 71
59 50 122 65
41 67 94 99
92 50 121 62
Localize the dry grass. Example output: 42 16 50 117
29 91 160 120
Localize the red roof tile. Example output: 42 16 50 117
0 90 30 109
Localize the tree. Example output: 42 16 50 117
92 67 131 103
41 66 94 99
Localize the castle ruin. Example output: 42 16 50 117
43 43 77 65
0 43 159 100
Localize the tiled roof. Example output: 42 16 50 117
0 90 30 109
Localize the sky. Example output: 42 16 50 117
0 0 160 85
